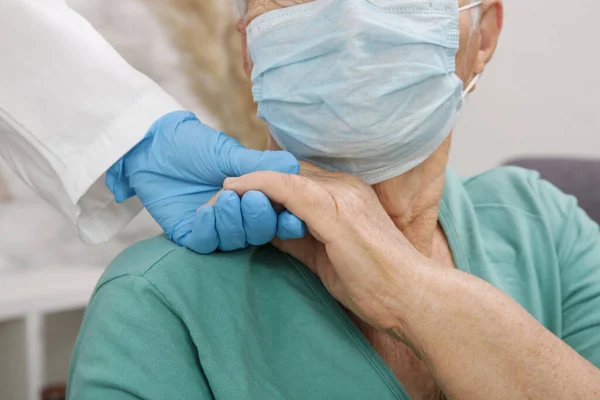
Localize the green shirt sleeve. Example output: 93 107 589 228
535 177 600 367
67 275 214 400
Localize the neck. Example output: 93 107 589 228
372 138 450 257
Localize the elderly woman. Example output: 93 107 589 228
68 0 600 399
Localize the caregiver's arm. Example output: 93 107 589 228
224 169 600 400
0 1 305 250
0 0 181 242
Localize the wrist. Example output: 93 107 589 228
387 266 498 362
106 132 153 202
381 256 447 354
105 110 192 202
105 156 133 203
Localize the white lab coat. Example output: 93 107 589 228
0 0 181 244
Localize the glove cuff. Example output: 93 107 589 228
106 124 158 203
106 156 136 203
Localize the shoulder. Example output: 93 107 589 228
94 236 295 310
99 235 267 283
462 166 577 222
69 236 218 399
459 166 600 273
97 235 180 285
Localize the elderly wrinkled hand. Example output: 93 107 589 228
224 163 426 333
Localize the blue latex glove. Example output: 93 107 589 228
106 111 306 253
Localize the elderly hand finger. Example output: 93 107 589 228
224 172 333 234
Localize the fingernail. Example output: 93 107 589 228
224 177 239 187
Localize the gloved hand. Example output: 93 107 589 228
106 111 306 254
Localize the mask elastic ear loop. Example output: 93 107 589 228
458 1 483 12
462 74 480 98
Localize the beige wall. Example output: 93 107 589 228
452 0 600 175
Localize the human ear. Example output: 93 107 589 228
473 0 504 74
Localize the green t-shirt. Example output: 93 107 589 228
67 168 600 400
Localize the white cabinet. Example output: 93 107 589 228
0 267 103 400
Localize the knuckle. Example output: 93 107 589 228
280 172 298 188
284 174 310 196
333 180 372 216
337 190 364 213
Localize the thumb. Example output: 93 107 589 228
216 135 300 177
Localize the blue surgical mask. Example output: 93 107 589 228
248 0 482 184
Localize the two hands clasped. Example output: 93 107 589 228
107 110 538 351
112 111 431 349
107 111 307 254
224 163 425 338
107 113 600 397
109 110 425 343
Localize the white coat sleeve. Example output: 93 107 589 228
0 0 182 244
